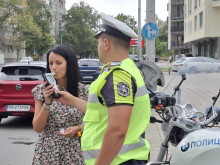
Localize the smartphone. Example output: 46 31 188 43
42 73 61 99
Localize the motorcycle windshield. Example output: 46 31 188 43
157 62 220 115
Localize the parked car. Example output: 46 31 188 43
78 59 103 83
129 54 138 61
172 57 220 73
20 56 33 62
172 57 193 72
0 61 46 123
179 53 194 59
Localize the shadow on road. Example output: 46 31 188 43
0 116 33 129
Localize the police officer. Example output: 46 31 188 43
57 12 151 165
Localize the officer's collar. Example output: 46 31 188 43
102 61 122 72
110 61 121 66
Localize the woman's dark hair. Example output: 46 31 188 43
46 44 81 97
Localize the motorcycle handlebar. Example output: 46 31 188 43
150 94 176 108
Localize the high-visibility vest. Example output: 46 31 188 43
81 58 151 165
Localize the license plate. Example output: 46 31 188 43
83 76 93 79
6 105 30 111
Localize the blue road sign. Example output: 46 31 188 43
142 22 159 39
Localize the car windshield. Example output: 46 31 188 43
1 66 45 76
78 60 101 66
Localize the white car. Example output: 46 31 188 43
179 53 193 59
20 56 33 62
172 57 193 72
173 57 220 73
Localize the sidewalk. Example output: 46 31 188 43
145 70 175 162
145 111 175 162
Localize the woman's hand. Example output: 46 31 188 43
58 126 80 138
43 81 54 104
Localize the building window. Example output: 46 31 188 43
188 21 192 35
199 12 203 28
177 6 180 17
194 0 197 9
188 0 192 14
194 15 197 31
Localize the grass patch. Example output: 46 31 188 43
160 67 172 72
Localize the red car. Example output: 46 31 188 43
0 61 46 123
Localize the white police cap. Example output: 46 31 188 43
94 12 138 42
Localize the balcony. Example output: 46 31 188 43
213 0 220 7
171 13 184 20
171 0 184 5
171 26 184 33
171 41 191 49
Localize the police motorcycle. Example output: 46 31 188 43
140 62 220 165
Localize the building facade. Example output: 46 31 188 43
184 0 220 58
0 27 26 64
0 0 66 64
41 0 66 43
168 0 191 56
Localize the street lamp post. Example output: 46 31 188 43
137 0 142 60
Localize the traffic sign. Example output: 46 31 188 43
142 22 159 39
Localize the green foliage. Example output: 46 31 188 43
155 17 173 57
25 0 55 55
0 0 55 58
61 1 100 58
0 0 22 31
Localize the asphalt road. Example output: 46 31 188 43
0 116 38 165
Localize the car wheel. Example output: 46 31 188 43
189 67 197 74
217 67 220 73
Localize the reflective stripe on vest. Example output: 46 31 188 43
135 85 150 97
88 94 100 103
83 137 146 160
87 85 149 103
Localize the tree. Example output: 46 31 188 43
4 0 55 60
0 0 22 31
155 17 173 57
25 0 55 56
62 1 100 58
